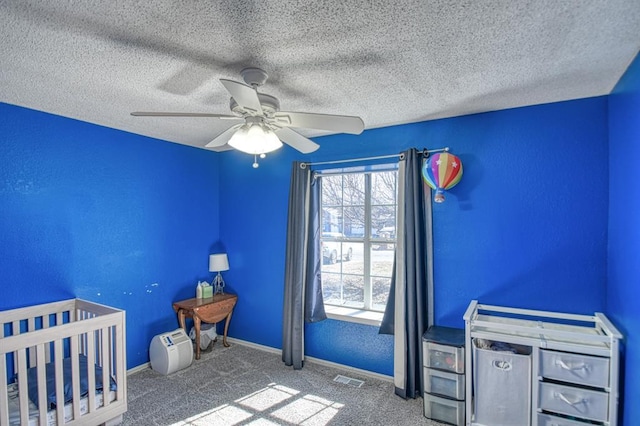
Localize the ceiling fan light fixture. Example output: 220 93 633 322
263 128 283 152
228 123 283 155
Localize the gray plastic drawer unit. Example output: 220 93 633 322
422 325 466 425
539 349 610 389
424 367 465 400
424 341 465 374
424 393 465 425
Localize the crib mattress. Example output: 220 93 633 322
6 383 116 426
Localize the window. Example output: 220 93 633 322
319 168 398 316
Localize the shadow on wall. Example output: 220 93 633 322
209 240 227 255
447 152 482 212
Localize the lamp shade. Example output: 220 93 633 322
209 253 229 272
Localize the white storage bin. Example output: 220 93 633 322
424 367 465 400
424 340 465 373
424 393 465 425
537 413 596 426
473 342 532 426
538 382 609 423
540 350 610 389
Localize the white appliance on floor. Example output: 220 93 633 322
149 328 193 375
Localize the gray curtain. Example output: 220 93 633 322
282 162 326 370
379 148 434 399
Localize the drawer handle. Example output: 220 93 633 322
554 391 587 407
555 358 590 372
492 360 512 371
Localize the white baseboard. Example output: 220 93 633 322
127 362 150 375
226 337 393 383
128 337 393 383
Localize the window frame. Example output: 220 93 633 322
317 165 398 322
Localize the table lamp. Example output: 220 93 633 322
209 253 229 294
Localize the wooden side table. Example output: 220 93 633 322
172 293 238 360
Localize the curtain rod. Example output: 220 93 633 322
300 147 449 168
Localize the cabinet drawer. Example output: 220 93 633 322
540 350 610 388
423 341 464 373
538 382 609 423
423 393 464 425
538 413 595 426
473 344 531 426
424 367 465 400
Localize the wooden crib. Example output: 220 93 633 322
0 299 127 425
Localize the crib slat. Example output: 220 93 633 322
36 343 48 426
0 354 9 426
97 325 103 367
87 331 96 413
70 334 81 421
110 326 115 380
101 326 110 408
115 321 125 404
16 348 29 426
11 321 19 375
79 310 86 355
28 317 36 367
54 340 65 426
43 314 52 364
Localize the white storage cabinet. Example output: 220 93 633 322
463 301 622 426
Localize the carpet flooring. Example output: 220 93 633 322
124 341 448 425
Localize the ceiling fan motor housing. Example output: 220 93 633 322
230 93 280 116
240 67 269 87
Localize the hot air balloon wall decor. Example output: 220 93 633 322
421 152 463 203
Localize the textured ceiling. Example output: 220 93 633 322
1 1 639 151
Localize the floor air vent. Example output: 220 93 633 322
333 374 364 388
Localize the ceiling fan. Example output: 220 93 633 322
131 68 365 166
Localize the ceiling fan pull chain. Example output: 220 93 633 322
253 154 259 168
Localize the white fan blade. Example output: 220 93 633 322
275 127 320 153
131 112 240 119
219 79 263 115
205 125 242 148
273 111 364 134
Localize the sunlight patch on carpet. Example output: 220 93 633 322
170 383 343 425
174 403 253 425
236 383 299 411
271 394 344 425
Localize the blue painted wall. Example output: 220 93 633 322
608 52 640 426
220 97 610 375
0 103 221 368
0 94 616 380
